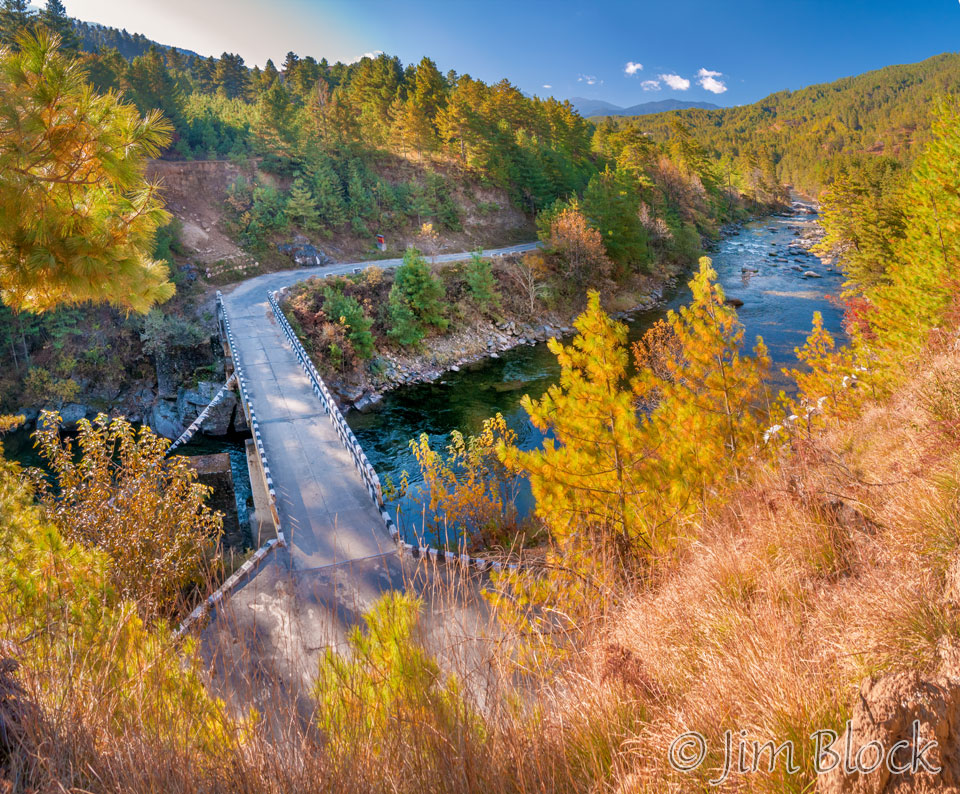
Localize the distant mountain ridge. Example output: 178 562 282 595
73 19 201 60
571 97 722 118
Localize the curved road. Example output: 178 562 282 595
220 241 538 572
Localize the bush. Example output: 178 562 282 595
139 309 207 358
322 285 374 360
31 412 222 619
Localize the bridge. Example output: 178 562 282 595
192 243 537 701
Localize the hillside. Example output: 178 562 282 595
570 96 721 117
601 51 960 192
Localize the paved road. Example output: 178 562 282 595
220 242 538 571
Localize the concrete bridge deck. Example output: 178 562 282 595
219 242 536 572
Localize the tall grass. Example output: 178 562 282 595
4 332 960 793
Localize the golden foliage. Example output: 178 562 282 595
30 412 221 619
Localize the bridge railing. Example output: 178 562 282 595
217 292 285 536
267 290 385 507
175 293 286 639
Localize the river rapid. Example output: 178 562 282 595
345 206 846 543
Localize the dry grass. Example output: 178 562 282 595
4 336 960 793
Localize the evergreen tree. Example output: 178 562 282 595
0 32 174 313
286 177 321 231
322 285 374 360
868 103 960 361
465 250 499 310
0 0 33 47
392 247 448 331
38 0 77 51
310 156 348 228
581 166 650 277
639 257 771 500
255 79 297 155
386 283 423 346
500 291 657 560
214 52 248 100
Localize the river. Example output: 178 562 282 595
345 207 846 543
2 208 842 549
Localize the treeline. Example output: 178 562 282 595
0 0 774 258
602 51 960 194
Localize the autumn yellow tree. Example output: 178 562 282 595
499 291 657 566
546 206 613 292
0 32 175 313
409 414 519 548
638 257 771 511
783 310 860 422
31 412 222 618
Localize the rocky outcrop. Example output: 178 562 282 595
148 380 241 440
278 235 333 267
150 398 184 439
177 381 238 437
818 659 960 793
154 343 215 399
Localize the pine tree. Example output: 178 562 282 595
38 0 77 51
386 283 423 347
392 247 448 331
499 291 657 560
311 156 348 228
868 103 960 361
0 0 33 47
581 166 650 277
0 32 174 313
784 310 858 419
214 52 248 100
639 257 771 504
286 178 321 231
465 250 499 311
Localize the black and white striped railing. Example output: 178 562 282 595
165 373 238 456
218 292 285 543
174 537 281 640
174 294 289 640
269 288 521 575
268 290 385 507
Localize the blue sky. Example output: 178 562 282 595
64 0 960 107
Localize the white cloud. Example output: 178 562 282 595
624 61 643 76
697 67 727 94
577 74 601 86
542 84 552 89
659 73 690 91
349 50 383 64
640 79 661 91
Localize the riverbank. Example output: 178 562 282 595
285 261 684 413
283 206 820 415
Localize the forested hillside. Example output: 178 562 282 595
601 51 960 193
0 0 770 417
